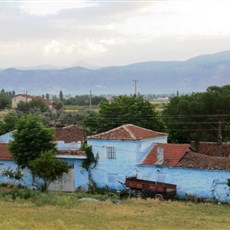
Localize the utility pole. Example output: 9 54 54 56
89 90 92 109
217 115 222 157
133 80 138 96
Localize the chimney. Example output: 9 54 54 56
155 146 164 165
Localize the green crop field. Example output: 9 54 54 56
0 198 229 230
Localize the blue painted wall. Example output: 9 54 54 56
137 165 230 203
88 136 167 190
0 160 39 186
0 131 13 142
0 158 88 191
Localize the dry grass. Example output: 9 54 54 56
0 198 230 230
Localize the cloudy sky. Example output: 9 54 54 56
1 0 230 68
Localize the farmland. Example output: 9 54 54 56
0 198 229 230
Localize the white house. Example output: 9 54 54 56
12 94 53 110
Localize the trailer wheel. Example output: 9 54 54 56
141 189 156 199
155 193 164 200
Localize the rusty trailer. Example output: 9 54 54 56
124 176 177 200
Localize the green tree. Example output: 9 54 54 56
16 98 49 113
84 95 164 134
29 150 69 191
0 95 11 110
9 114 56 170
28 98 49 112
163 85 230 143
59 90 64 101
0 112 20 135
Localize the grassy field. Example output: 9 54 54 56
0 198 229 230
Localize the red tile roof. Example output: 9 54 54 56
88 124 168 140
177 151 230 170
55 124 86 143
13 94 34 98
141 143 190 166
0 143 13 160
191 142 230 157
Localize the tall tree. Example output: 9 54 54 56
0 95 11 110
163 85 230 143
9 114 56 170
84 95 165 134
59 90 64 101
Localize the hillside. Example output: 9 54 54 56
0 50 230 95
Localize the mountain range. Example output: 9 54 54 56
0 50 230 96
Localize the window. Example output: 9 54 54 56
107 173 118 183
106 146 116 159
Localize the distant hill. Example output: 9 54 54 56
1 50 230 95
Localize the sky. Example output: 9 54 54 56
1 0 230 68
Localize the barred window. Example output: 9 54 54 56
106 146 116 159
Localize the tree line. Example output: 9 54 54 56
0 85 229 143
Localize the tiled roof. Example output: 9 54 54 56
55 124 86 143
88 124 167 140
141 143 190 166
0 143 13 160
13 94 33 99
191 142 230 157
177 151 230 170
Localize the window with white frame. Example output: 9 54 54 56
107 173 118 183
106 146 116 159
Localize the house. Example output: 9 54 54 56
12 94 53 110
1 122 230 202
0 124 88 191
88 124 230 203
87 124 168 189
139 143 230 203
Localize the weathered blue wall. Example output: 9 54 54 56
137 165 230 203
0 158 88 191
0 160 38 186
88 136 167 190
89 139 138 189
73 159 88 190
